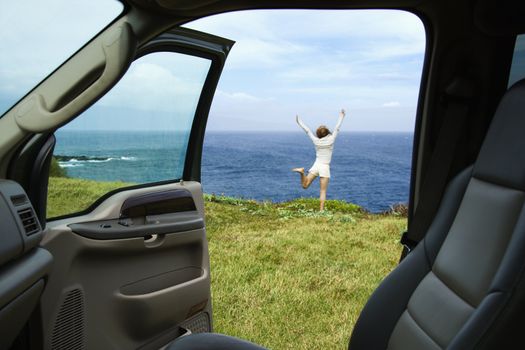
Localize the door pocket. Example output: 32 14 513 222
120 267 204 295
115 268 208 339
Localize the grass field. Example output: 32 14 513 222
48 177 405 349
47 177 132 218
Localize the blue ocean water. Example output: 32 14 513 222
55 130 413 212
54 130 189 182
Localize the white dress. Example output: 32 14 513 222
296 114 345 178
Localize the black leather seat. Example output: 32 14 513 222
170 79 525 349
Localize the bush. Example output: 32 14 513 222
279 197 364 214
49 156 67 177
385 202 409 217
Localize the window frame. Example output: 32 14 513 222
44 28 233 221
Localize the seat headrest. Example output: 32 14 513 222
474 79 525 189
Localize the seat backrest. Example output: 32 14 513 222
349 79 525 350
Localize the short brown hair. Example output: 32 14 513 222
316 125 331 138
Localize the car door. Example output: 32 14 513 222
22 27 234 350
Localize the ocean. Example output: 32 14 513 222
54 131 413 213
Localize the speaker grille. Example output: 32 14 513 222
181 312 211 334
51 288 85 350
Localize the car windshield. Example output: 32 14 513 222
0 0 123 118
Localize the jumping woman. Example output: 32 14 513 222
292 109 346 211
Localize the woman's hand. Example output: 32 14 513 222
340 109 346 117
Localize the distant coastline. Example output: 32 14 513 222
55 155 110 162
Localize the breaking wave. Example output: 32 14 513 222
56 155 137 168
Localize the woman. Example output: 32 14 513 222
292 109 346 211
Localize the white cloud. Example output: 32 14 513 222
186 9 425 70
345 106 417 131
225 38 311 69
97 54 210 114
280 63 353 82
185 9 425 124
216 90 272 102
209 90 276 127
382 101 401 107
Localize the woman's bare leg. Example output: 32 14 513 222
293 168 316 189
319 177 330 211
302 173 317 189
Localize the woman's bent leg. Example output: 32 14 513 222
302 173 317 189
293 167 317 189
292 167 306 187
319 177 330 211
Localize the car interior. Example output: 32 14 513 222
1 0 525 349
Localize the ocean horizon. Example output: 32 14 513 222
55 130 413 213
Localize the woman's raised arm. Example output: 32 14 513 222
296 115 317 141
332 109 346 138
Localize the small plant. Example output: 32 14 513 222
385 202 409 217
49 156 67 177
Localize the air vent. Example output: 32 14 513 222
51 288 85 350
17 208 39 236
10 194 28 206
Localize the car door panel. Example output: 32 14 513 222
41 181 212 349
36 26 233 349
12 19 234 348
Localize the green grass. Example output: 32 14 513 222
205 195 404 349
47 177 132 218
48 178 405 349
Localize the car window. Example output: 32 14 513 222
0 0 123 117
508 34 525 87
47 51 211 218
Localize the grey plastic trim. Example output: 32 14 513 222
0 180 43 265
0 248 53 308
0 279 45 350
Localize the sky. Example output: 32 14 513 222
185 10 425 132
0 0 123 112
0 2 426 132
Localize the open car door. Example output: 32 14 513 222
28 27 234 350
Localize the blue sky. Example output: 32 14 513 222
0 0 123 113
0 4 425 132
185 10 425 131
